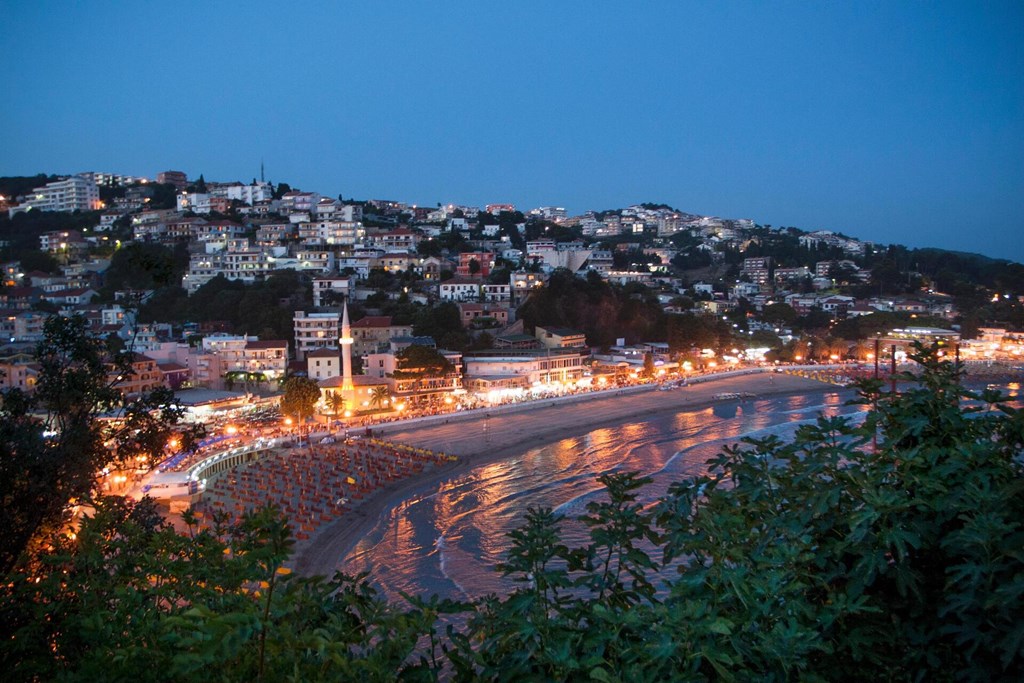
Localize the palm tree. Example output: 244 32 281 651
370 385 390 411
325 390 346 418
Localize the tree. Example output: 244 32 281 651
641 352 655 378
0 501 440 681
794 307 834 332
761 302 797 327
188 174 207 194
279 376 321 423
324 390 346 418
369 385 390 411
0 314 199 573
412 303 463 344
392 345 454 381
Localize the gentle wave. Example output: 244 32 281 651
343 389 870 601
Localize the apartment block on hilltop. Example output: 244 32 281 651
156 170 188 189
741 257 772 286
12 175 100 215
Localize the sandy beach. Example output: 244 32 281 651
291 371 838 577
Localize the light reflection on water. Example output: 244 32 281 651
340 387 892 602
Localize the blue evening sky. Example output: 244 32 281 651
2 1 1022 262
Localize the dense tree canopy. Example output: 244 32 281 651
279 376 321 423
391 344 454 380
138 270 310 346
412 302 468 350
100 241 188 297
0 315 199 574
517 269 667 347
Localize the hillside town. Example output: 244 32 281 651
1 170 1023 432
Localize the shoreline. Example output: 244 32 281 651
291 371 840 577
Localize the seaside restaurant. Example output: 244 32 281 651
875 327 961 362
172 387 279 429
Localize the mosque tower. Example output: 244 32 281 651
340 299 354 394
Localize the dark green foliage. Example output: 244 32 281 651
279 376 321 423
517 269 667 346
392 345 455 380
666 312 732 354
0 206 101 258
761 302 798 326
101 242 182 297
0 174 59 201
138 270 310 343
1 501 446 682
412 302 468 350
0 315 199 574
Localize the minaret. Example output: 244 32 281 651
340 298 354 393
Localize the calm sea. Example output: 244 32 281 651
341 380 1020 602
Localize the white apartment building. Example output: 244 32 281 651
585 250 614 276
286 250 334 273
439 278 481 302
211 182 273 205
529 206 567 222
481 283 511 303
364 227 419 252
373 251 415 273
2 310 47 342
315 201 362 222
337 248 384 278
80 172 146 187
188 335 288 390
38 230 87 253
293 310 341 361
297 220 365 246
280 191 320 213
462 349 588 392
312 274 351 307
182 241 278 293
306 348 341 381
255 223 294 243
350 316 413 356
19 175 100 213
362 347 463 400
